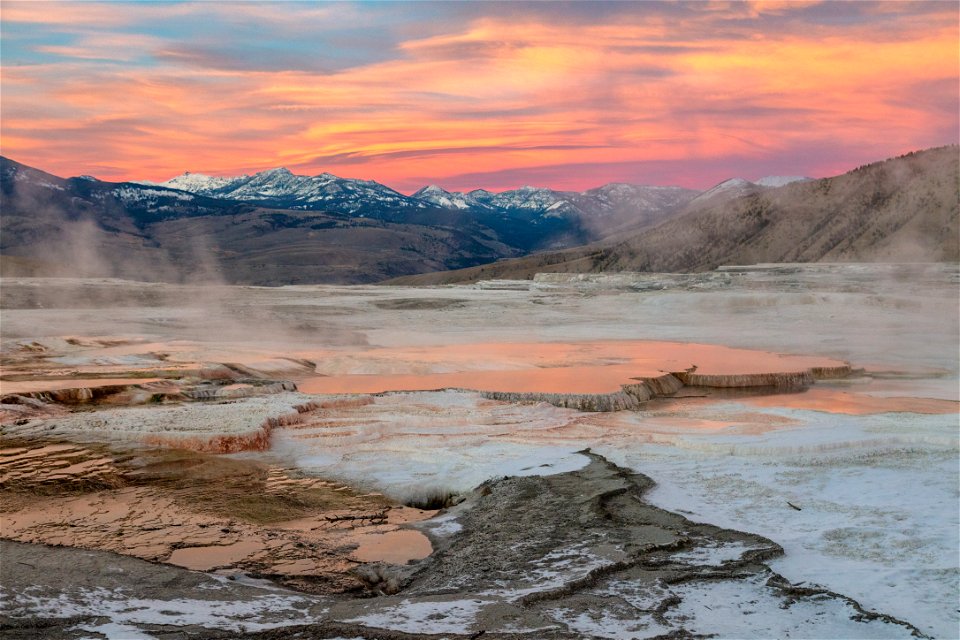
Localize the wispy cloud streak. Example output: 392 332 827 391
1 1 956 190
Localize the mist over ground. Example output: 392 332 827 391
1 264 956 637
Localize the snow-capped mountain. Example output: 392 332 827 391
156 166 700 233
3 146 955 286
0 156 514 284
147 165 813 246
414 182 698 226
483 186 580 215
156 168 426 215
413 184 580 217
412 185 494 211
126 164 820 248
577 183 698 217
159 171 238 193
155 162 696 221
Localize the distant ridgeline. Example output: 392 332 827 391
1 146 956 285
389 145 959 285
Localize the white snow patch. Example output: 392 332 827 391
161 172 238 193
114 187 193 202
527 541 611 587
341 598 487 634
592 578 674 612
546 606 669 639
419 512 463 537
616 405 958 639
74 621 155 639
690 177 756 204
669 540 755 566
666 574 915 639
480 539 614 601
275 390 589 501
6 587 327 633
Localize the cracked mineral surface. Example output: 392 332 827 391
0 454 931 639
0 264 957 638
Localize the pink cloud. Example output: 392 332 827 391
1 3 956 190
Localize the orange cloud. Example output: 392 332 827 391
1 3 956 191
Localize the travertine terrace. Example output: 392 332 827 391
1 264 957 638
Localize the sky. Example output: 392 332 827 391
1 1 957 193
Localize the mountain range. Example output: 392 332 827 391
1 147 955 285
390 146 959 285
148 167 752 242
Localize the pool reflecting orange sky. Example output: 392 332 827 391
297 340 846 395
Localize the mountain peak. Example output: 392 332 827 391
754 175 811 188
717 178 753 187
688 177 758 206
413 184 448 196
161 171 237 193
413 184 473 209
256 167 293 177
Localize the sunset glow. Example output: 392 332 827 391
1 1 957 191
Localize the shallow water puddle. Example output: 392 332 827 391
298 340 846 395
350 529 433 564
742 387 959 415
167 539 264 571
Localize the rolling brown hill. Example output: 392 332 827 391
387 146 959 285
